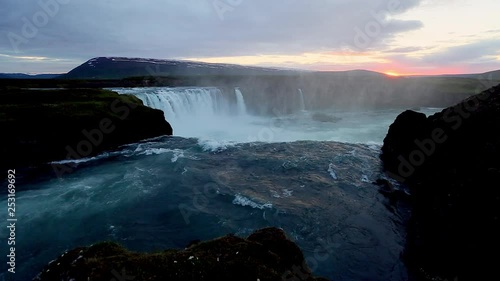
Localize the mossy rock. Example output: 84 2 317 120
0 88 172 169
34 227 328 281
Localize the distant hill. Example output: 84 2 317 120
321 69 387 77
2 56 498 111
425 69 500 81
61 57 299 79
0 73 62 79
475 69 500 80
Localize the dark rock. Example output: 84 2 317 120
247 227 306 273
380 110 430 180
0 88 172 169
372 178 394 191
373 178 410 215
374 178 397 198
381 85 500 280
34 227 326 281
186 239 201 248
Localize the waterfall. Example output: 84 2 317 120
116 87 261 138
235 87 247 116
298 88 306 111
123 87 230 121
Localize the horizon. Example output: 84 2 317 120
4 56 500 77
1 0 500 75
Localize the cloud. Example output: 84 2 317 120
385 46 430 53
422 39 500 64
0 0 423 71
373 39 500 75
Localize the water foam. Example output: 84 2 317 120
49 151 124 165
328 163 338 180
361 175 370 183
197 139 237 152
232 194 272 209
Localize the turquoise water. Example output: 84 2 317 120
1 87 441 280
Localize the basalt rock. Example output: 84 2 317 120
34 227 327 281
381 85 500 280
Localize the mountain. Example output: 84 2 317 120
61 57 299 79
0 73 62 79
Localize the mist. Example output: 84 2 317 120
155 71 496 115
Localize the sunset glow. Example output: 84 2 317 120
385 72 400 77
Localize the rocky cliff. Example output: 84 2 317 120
381 85 500 280
0 88 172 170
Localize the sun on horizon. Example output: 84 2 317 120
384 71 400 77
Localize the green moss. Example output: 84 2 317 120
35 228 327 281
0 88 172 168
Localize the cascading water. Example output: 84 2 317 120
115 87 241 139
235 87 248 116
113 87 441 144
298 88 306 111
125 87 230 120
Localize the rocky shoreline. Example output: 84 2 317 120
34 227 327 281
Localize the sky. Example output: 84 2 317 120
0 0 499 75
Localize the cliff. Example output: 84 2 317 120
381 85 500 280
0 88 172 170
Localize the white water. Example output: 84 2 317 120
298 88 306 111
232 194 273 210
113 87 442 146
235 87 247 116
